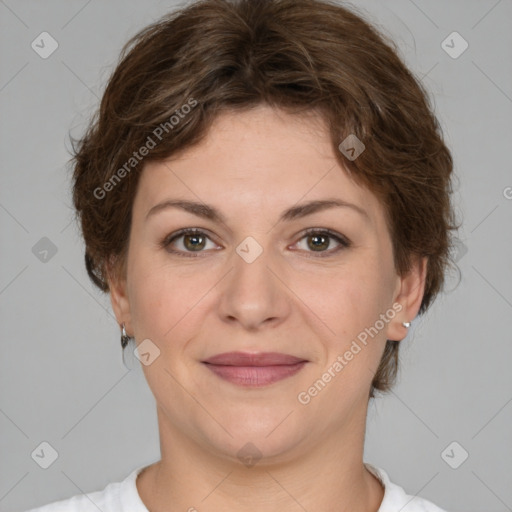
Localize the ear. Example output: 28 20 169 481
106 259 133 336
386 255 428 342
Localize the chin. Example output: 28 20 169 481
196 412 308 467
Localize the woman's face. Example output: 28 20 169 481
110 104 425 463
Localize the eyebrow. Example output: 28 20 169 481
145 198 369 224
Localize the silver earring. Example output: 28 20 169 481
120 322 131 349
402 321 411 328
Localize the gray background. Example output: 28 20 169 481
1 0 511 511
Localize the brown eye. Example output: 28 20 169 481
161 228 350 258
162 229 217 257
182 232 206 251
294 229 351 257
307 233 330 252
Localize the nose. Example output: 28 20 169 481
217 239 292 332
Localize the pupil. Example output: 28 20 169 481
309 234 328 251
185 234 205 251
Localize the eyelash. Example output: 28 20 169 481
160 228 351 258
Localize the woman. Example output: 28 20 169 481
27 0 458 510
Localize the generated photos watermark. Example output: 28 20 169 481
93 97 198 200
297 302 403 405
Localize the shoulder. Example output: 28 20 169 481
23 481 121 512
23 464 149 512
365 463 450 512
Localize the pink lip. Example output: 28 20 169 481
203 351 306 366
202 352 308 387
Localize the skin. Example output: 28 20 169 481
109 104 427 512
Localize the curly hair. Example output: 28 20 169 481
69 0 461 397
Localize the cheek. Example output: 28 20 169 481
295 262 385 335
293 260 390 376
127 252 214 345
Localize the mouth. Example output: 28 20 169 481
201 351 308 387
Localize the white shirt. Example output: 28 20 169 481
25 462 448 511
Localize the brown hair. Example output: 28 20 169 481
70 0 460 397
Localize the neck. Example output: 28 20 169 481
137 405 384 512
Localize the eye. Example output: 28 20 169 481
161 228 218 257
292 228 351 257
160 227 351 258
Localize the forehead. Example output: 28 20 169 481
135 105 382 225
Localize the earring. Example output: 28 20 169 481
120 322 131 349
402 321 411 328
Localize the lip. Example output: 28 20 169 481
202 351 308 387
203 351 306 366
